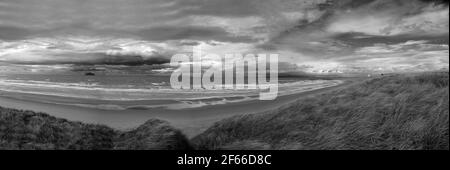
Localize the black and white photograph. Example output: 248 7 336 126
0 0 448 159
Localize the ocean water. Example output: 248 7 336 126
0 72 343 110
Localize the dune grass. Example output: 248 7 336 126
1 72 448 150
192 72 449 150
0 107 191 150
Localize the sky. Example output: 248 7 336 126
0 0 448 74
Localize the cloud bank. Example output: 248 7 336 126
0 0 448 73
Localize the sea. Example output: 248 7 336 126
0 65 343 110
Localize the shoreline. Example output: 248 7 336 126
0 79 356 138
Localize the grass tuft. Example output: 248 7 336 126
192 72 449 150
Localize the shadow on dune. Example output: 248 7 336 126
0 109 192 150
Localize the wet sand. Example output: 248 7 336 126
0 80 355 138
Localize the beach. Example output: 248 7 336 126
0 79 351 137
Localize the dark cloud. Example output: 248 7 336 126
0 0 267 39
177 41 201 46
90 53 171 66
332 32 449 47
0 26 31 40
333 0 377 9
136 26 257 43
1 51 171 66
172 0 262 17
419 0 450 5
